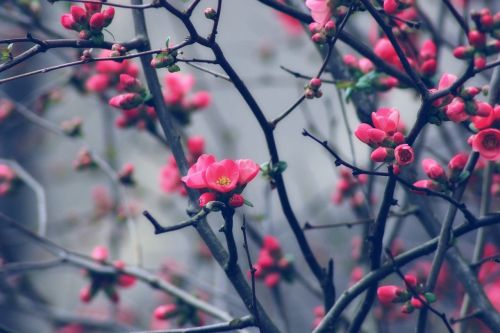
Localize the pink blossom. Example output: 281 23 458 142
383 0 399 15
199 192 216 207
305 0 331 26
394 144 414 165
89 13 105 30
422 159 446 180
61 14 77 30
355 124 387 146
377 285 403 304
372 108 400 135
438 73 458 90
205 160 240 193
445 98 468 122
109 93 143 110
371 147 392 163
470 128 500 161
85 74 110 92
420 40 437 60
263 235 281 253
164 73 195 105
189 91 212 109
181 154 216 189
448 153 468 172
91 245 109 262
236 159 260 186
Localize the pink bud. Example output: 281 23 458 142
199 192 216 207
404 274 418 287
154 304 177 320
187 136 205 157
475 101 493 117
383 0 399 15
89 13 105 30
359 58 374 74
119 74 142 92
79 286 93 303
468 30 486 48
422 159 446 180
264 273 281 288
412 180 439 194
371 147 391 163
102 7 115 25
61 14 77 30
190 91 211 109
263 235 281 253
420 59 437 76
91 245 109 262
228 194 244 208
85 74 110 92
310 78 322 89
445 98 468 123
448 153 468 171
474 55 487 69
410 297 424 309
420 40 437 60
109 93 143 110
377 285 402 304
85 2 102 14
70 6 87 24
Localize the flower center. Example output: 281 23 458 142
482 134 498 150
400 150 412 162
216 176 232 186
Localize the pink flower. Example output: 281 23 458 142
377 285 403 304
355 124 387 146
205 160 240 193
189 91 212 109
109 93 143 110
85 74 110 92
470 129 500 161
438 73 457 90
448 152 468 171
164 73 195 105
422 159 446 180
374 39 401 68
420 40 437 60
445 98 468 122
91 245 109 262
372 108 400 135
181 154 216 189
119 74 142 92
358 58 374 74
236 159 260 186
395 144 414 165
305 0 331 25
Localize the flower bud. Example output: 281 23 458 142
187 136 205 157
310 78 322 89
109 93 143 110
422 159 446 180
199 192 217 207
119 74 142 92
371 147 393 163
70 6 87 24
410 296 424 309
154 304 177 320
377 285 403 304
204 7 217 20
91 245 109 262
264 272 281 288
468 30 487 48
61 14 77 30
89 13 105 31
228 194 244 208
102 7 115 26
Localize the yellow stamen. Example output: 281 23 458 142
216 176 231 186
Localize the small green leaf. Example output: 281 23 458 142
167 64 180 73
243 199 254 207
165 36 171 48
424 292 437 303
273 161 288 173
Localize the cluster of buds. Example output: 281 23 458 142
73 148 96 170
153 300 205 327
160 136 205 196
309 19 336 44
252 236 294 288
109 74 158 130
413 153 471 193
182 154 260 209
163 73 211 126
85 49 140 93
0 99 14 123
60 2 114 42
151 48 179 72
355 108 414 168
79 246 136 304
60 117 83 137
305 78 323 99
453 9 500 69
331 167 369 211
0 164 17 196
377 274 437 314
383 0 414 15
118 163 135 186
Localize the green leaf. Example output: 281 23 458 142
165 36 171 48
273 161 288 173
243 199 254 207
424 292 437 303
167 64 180 73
